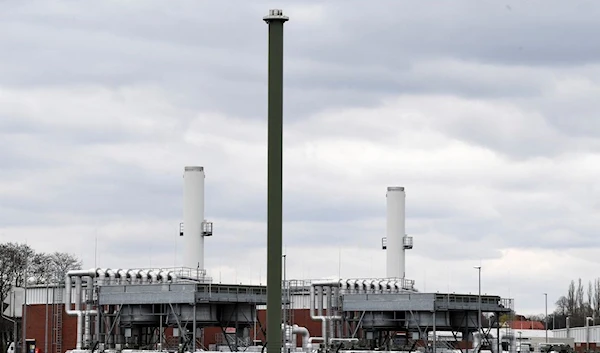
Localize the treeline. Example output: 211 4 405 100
0 242 83 353
552 278 600 328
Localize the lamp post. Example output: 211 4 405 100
282 254 287 325
544 293 548 343
519 331 523 353
474 266 482 335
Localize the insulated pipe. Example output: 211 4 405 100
127 270 138 284
65 269 98 350
107 269 116 285
360 280 367 293
309 285 327 346
158 271 169 283
74 276 82 311
84 276 93 346
281 324 292 346
369 279 376 293
139 270 148 284
292 325 310 349
378 280 386 293
347 280 356 293
310 283 342 347
96 269 106 286
148 270 158 283
317 286 323 316
118 269 128 284
168 271 178 283
326 286 334 341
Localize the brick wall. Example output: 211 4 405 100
23 305 77 353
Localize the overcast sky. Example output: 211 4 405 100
1 0 599 316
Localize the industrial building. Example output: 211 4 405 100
5 165 516 353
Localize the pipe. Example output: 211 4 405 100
281 324 292 347
168 271 178 283
84 276 93 346
149 270 158 283
292 325 310 349
118 269 128 284
310 284 342 348
139 270 148 284
65 269 98 350
348 279 357 293
96 269 106 286
309 285 326 343
317 286 323 316
378 279 387 293
159 270 169 283
126 270 135 284
74 276 82 311
107 269 116 285
326 286 334 341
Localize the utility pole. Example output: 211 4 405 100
263 9 288 353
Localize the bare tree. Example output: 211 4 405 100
49 251 82 284
29 253 54 284
0 243 33 301
556 296 569 316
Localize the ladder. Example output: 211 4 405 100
52 286 63 353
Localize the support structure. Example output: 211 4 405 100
263 8 288 353
62 268 266 352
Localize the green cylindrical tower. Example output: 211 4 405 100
263 8 288 353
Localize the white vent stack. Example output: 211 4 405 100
385 186 412 279
182 166 212 270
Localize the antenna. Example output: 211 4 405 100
338 246 342 281
94 232 98 269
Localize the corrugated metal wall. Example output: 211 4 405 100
257 292 323 310
24 286 82 305
554 326 600 344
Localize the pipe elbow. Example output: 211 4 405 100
168 271 178 283
158 271 169 283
